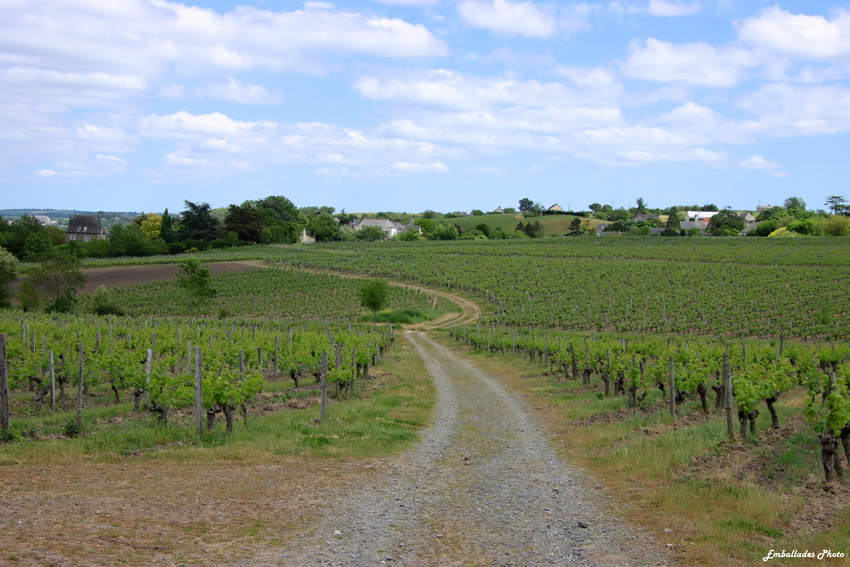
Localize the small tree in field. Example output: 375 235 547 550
359 279 389 322
176 259 216 311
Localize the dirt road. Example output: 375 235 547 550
253 332 665 566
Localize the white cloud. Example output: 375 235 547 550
373 0 439 5
0 0 448 79
193 78 285 104
739 154 779 170
35 169 58 177
739 154 787 177
738 7 850 60
458 0 557 38
737 84 850 136
140 111 277 139
355 69 622 110
647 0 700 17
621 38 755 87
391 160 449 172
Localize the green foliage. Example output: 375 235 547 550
0 246 19 308
175 259 216 309
224 204 265 243
823 215 850 236
359 279 389 319
429 223 459 240
89 285 125 316
394 229 422 241
177 201 221 242
307 212 342 242
354 225 387 241
22 251 86 313
708 208 745 236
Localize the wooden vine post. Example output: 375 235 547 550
76 342 84 433
0 334 9 433
194 346 203 437
668 356 677 419
319 351 328 422
49 350 56 410
723 353 734 440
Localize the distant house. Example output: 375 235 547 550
686 211 718 222
492 206 505 214
680 221 708 233
33 215 52 225
739 212 756 223
548 203 564 212
65 214 108 242
300 228 316 244
756 205 776 212
632 212 659 223
351 218 420 239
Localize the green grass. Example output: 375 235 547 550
437 334 849 567
360 308 435 324
450 213 583 237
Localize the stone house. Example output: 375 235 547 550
65 214 108 242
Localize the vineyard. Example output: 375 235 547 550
77 265 437 320
2 236 849 565
449 327 850 482
253 238 850 339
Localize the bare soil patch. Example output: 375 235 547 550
79 262 259 294
1 457 375 566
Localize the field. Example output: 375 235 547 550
2 236 849 566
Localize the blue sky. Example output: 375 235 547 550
1 0 849 214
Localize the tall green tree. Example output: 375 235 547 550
224 204 264 243
306 212 342 242
0 246 19 308
177 201 220 242
175 259 216 311
19 251 86 313
708 208 745 236
825 195 847 215
359 279 389 321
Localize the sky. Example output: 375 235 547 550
2 0 849 214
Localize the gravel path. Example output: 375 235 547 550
251 332 667 567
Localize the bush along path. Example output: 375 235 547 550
256 331 667 566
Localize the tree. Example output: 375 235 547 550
20 251 86 313
176 259 216 310
825 195 847 215
177 201 220 242
635 197 647 213
518 198 534 215
588 203 602 213
108 224 165 257
784 196 810 219
394 229 422 241
255 195 303 243
22 231 53 261
708 208 745 236
567 217 584 236
354 225 386 241
307 212 342 242
134 213 163 241
160 209 176 243
0 246 19 308
823 215 850 236
471 209 484 216
429 223 459 240
224 204 264 243
359 279 389 321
